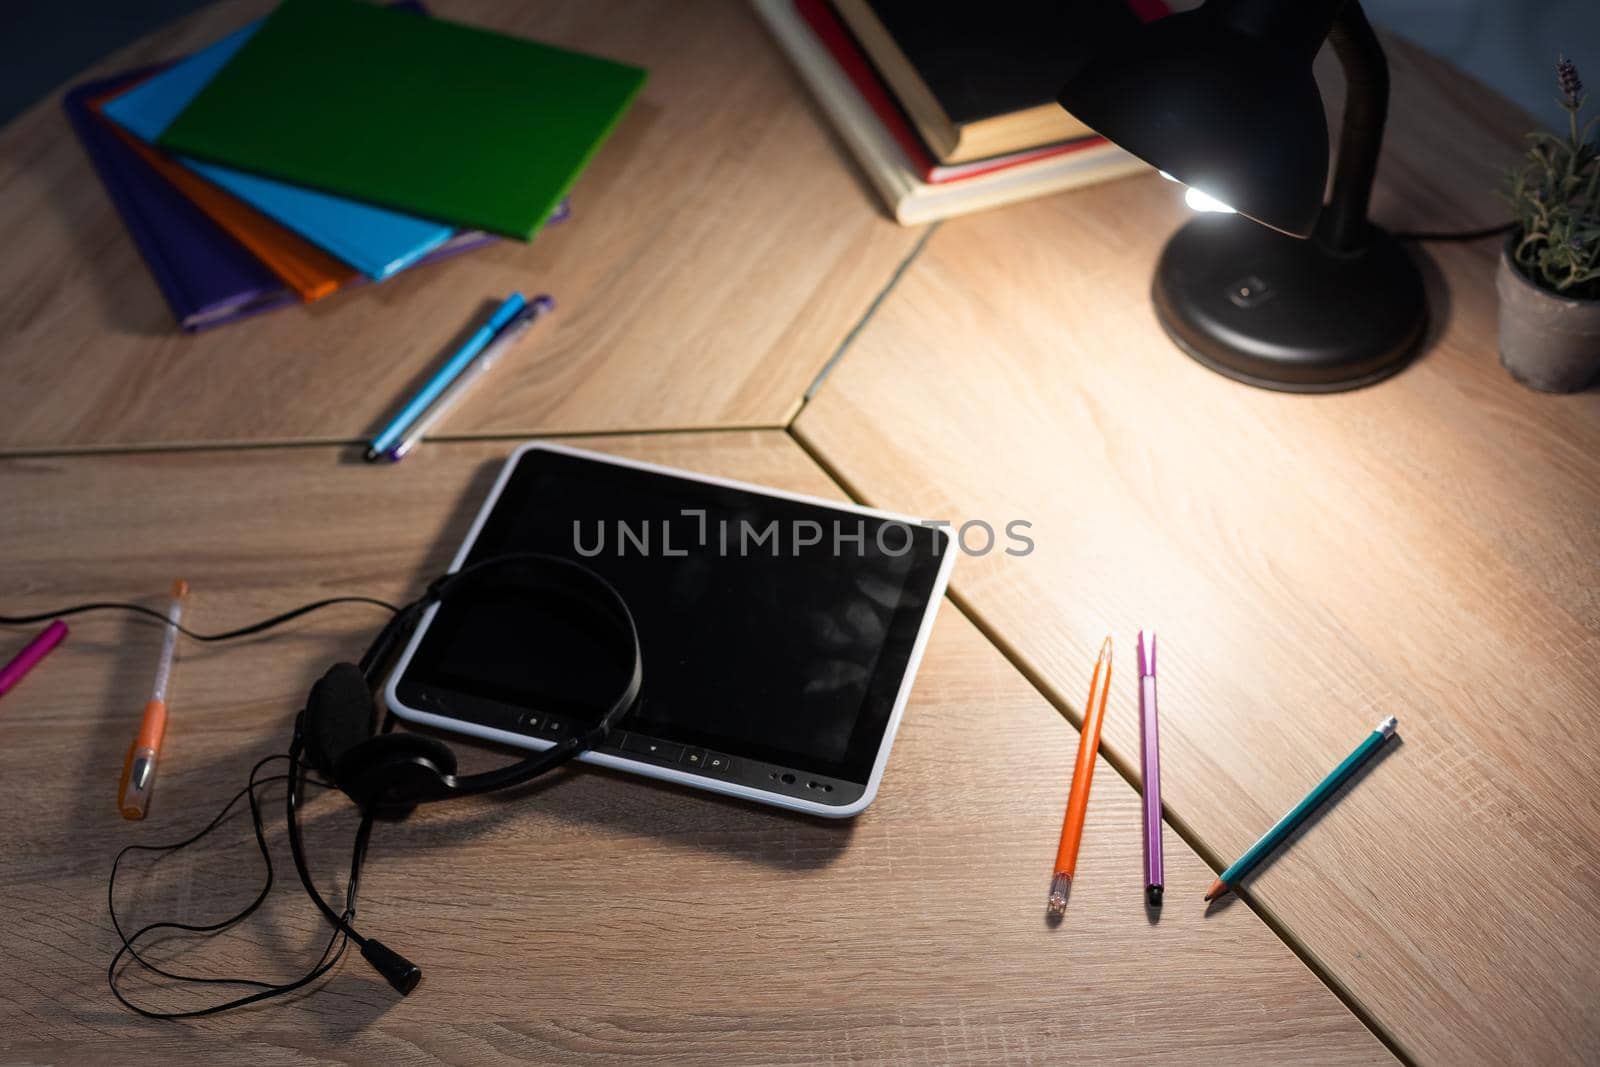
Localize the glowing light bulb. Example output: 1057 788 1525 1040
1183 186 1236 214
1159 171 1237 214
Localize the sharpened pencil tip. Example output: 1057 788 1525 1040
170 579 189 600
1099 635 1112 661
1203 878 1229 902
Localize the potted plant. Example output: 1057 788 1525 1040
1498 58 1600 392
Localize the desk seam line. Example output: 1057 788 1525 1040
791 222 940 421
0 423 793 461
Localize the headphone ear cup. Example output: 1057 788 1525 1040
304 663 377 779
334 732 458 819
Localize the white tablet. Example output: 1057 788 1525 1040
386 442 955 817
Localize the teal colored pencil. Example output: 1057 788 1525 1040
1205 716 1397 902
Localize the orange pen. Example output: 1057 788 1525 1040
118 579 188 820
1047 635 1113 916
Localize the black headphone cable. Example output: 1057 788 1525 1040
14 560 639 1015
4 596 404 1017
0 595 400 640
107 755 368 1019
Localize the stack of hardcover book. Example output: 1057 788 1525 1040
756 0 1165 224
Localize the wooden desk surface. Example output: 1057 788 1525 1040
0 436 1385 1064
3 1 1589 1060
795 36 1600 1067
0 0 920 451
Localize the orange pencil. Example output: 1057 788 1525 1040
118 579 188 820
1047 635 1113 916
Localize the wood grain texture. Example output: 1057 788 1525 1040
0 434 1385 1064
796 36 1600 1067
0 0 921 452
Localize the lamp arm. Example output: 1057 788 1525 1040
1318 0 1389 252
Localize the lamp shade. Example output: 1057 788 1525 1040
1057 6 1331 237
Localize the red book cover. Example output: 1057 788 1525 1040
1126 0 1171 23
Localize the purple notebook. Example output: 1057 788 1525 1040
65 69 295 331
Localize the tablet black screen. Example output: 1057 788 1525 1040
395 447 946 783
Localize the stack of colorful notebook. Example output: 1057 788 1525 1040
65 0 645 331
755 0 1164 224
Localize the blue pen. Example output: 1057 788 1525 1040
386 296 554 462
364 292 527 461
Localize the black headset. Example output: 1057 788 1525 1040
106 552 642 1015
292 552 642 816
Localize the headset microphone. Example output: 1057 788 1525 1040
362 940 423 996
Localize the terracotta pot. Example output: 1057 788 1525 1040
1496 240 1600 393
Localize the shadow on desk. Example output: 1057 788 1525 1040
97 729 852 1042
394 731 857 874
1409 241 1452 358
1203 731 1403 916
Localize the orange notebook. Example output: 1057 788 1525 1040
89 95 355 302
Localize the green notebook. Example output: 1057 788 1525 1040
158 0 646 239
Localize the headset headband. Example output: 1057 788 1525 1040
340 551 643 803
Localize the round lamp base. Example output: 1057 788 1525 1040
1152 214 1428 393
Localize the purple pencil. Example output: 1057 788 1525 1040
0 620 69 699
1139 631 1164 907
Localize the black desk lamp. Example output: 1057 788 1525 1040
1058 0 1426 392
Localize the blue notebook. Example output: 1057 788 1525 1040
103 19 454 280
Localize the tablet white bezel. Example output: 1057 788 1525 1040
385 441 955 818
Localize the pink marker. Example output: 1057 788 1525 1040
0 620 69 699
